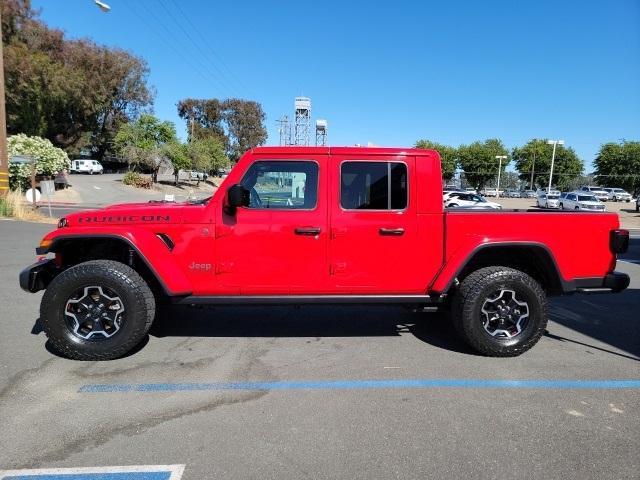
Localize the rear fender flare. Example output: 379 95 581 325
430 241 573 295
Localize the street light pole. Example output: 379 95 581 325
547 139 564 193
529 151 536 190
495 155 507 198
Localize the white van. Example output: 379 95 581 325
70 159 103 174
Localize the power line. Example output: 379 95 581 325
166 0 253 97
152 0 244 98
124 2 233 97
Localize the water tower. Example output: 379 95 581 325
315 119 327 146
294 97 311 146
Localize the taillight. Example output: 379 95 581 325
610 229 629 254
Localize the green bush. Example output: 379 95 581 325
122 171 153 189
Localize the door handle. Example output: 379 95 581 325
295 227 322 236
379 227 405 236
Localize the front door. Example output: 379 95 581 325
329 156 422 293
214 158 329 294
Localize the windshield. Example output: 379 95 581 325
578 195 597 202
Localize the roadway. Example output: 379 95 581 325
0 221 638 479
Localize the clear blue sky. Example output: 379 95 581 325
33 0 640 170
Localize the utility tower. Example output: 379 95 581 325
315 119 327 146
294 97 311 146
276 116 292 146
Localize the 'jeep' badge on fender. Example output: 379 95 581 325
189 262 212 271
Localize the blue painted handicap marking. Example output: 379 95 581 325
0 465 184 480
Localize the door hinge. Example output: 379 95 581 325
215 225 233 238
331 227 347 239
330 262 347 275
216 262 234 274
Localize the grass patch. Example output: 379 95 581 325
0 190 57 223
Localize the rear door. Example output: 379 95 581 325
328 155 422 293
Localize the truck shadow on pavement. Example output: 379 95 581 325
32 289 639 361
544 287 640 361
149 305 481 356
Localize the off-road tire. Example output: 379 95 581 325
451 266 547 357
40 260 155 360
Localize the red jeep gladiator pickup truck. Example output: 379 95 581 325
20 147 630 360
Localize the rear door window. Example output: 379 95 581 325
340 162 407 210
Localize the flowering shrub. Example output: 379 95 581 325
122 171 153 189
8 134 70 190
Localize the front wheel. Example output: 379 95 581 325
40 260 155 360
451 266 547 356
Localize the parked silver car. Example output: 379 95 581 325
559 192 606 211
580 186 609 202
536 191 561 209
602 187 632 202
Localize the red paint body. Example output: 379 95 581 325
38 147 621 297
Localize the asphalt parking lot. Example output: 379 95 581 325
1 220 638 479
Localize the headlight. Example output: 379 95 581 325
58 217 68 228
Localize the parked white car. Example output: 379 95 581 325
580 186 608 202
445 192 502 209
443 189 465 201
559 192 606 211
70 159 103 174
602 187 632 202
536 191 561 209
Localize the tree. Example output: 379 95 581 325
222 99 267 161
457 139 509 190
162 142 190 186
594 141 640 194
187 137 230 179
414 140 458 181
512 139 583 191
114 114 177 183
176 98 225 142
177 98 267 161
7 134 70 190
1 0 153 158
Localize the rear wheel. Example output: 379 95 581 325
40 260 155 360
451 266 547 357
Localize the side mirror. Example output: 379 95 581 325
225 184 250 214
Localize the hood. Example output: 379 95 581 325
63 201 184 227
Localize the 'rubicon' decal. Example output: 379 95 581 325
77 215 171 223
